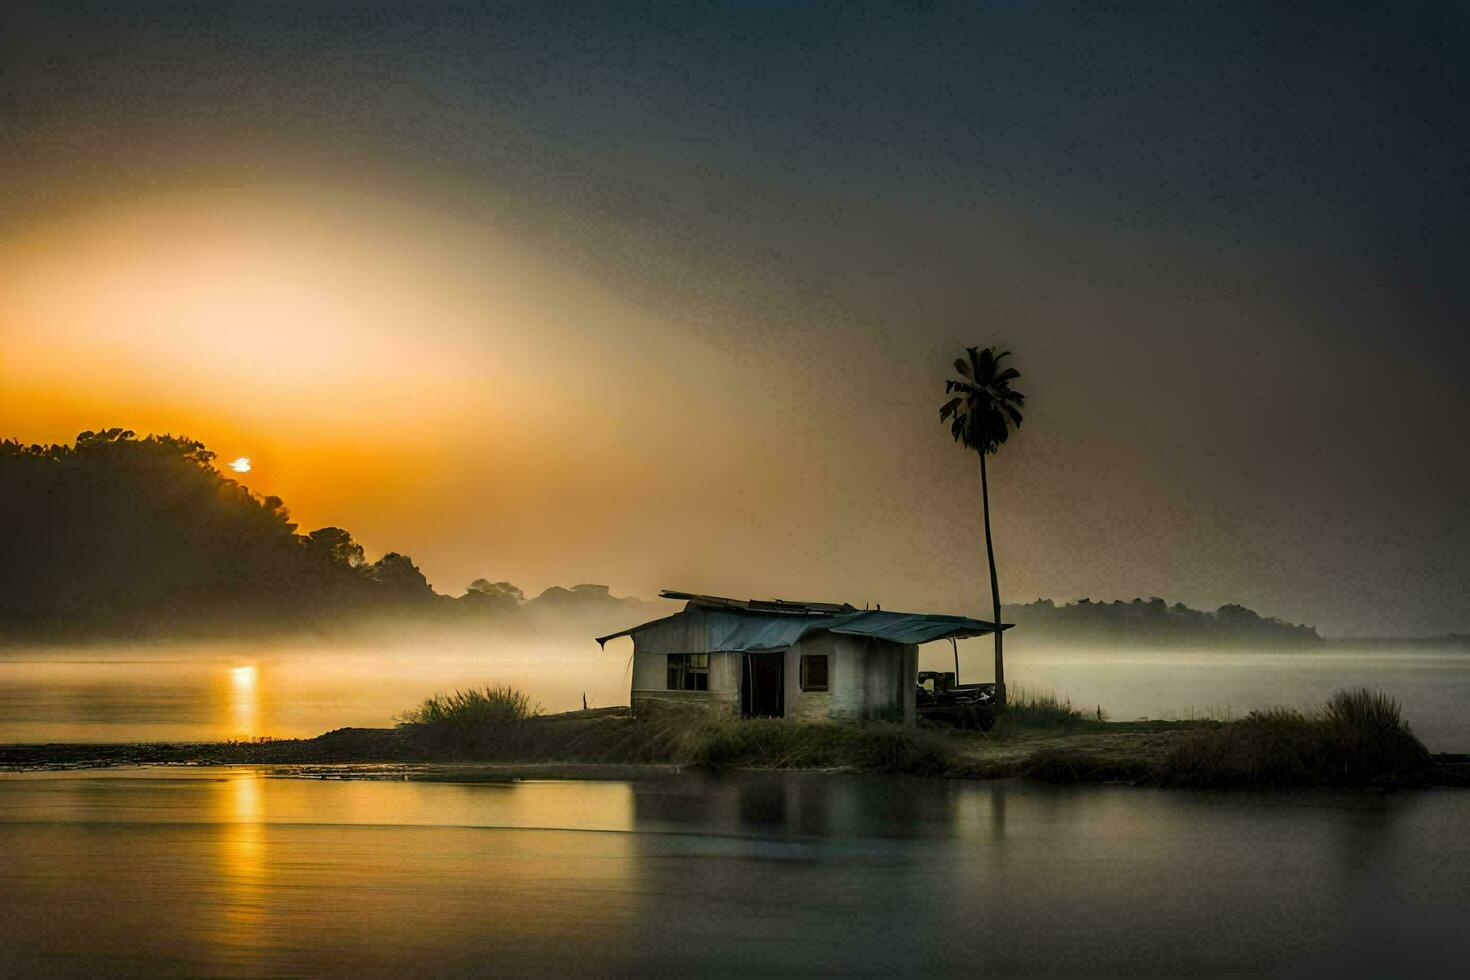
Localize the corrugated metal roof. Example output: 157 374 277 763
658 590 857 615
704 610 815 652
596 597 1009 650
827 610 1009 645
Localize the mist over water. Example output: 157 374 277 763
0 631 621 744
3 630 1467 750
997 638 1470 751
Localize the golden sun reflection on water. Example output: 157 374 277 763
207 770 268 971
228 665 259 739
191 771 643 972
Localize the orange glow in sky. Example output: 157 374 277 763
0 185 808 599
4 177 1461 636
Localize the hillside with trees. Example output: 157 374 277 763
0 430 644 640
1002 597 1323 646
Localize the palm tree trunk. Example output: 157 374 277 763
980 451 1005 705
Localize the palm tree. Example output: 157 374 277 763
939 346 1024 706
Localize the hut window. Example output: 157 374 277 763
800 654 829 691
666 653 709 691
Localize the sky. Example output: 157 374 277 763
2 2 1467 637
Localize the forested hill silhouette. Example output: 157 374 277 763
0 430 645 640
1002 598 1322 646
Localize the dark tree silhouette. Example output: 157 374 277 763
0 430 434 636
368 553 434 602
939 347 1025 705
305 527 366 568
0 429 718 639
463 579 525 613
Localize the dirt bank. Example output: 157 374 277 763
3 707 1466 788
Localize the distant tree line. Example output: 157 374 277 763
0 430 640 640
1001 597 1322 646
1 430 1328 646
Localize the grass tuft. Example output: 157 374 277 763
1158 687 1430 787
1324 687 1407 737
994 687 1095 731
398 686 540 753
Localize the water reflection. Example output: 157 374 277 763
209 770 267 972
634 772 975 841
228 665 259 738
0 770 1466 976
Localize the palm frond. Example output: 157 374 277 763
969 346 988 382
942 344 1025 454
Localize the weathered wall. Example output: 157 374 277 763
783 634 832 720
844 635 902 722
630 646 666 692
629 609 739 717
629 606 709 655
632 688 739 718
788 688 833 723
901 644 918 726
785 633 916 725
630 648 740 697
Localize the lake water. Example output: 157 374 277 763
0 768 1465 976
1 638 1467 749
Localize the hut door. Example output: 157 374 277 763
741 653 785 718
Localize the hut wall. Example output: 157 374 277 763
629 607 710 656
786 634 917 725
628 608 739 717
900 644 918 726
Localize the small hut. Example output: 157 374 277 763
596 590 1004 726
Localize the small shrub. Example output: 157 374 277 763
1324 688 1403 735
1322 688 1430 775
1158 688 1430 787
400 685 539 726
398 685 539 754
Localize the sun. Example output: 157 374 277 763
228 457 252 473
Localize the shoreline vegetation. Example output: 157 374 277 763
5 687 1465 790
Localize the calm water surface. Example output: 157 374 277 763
0 769 1465 977
1 640 1466 749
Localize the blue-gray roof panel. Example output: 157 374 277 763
597 607 1007 650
